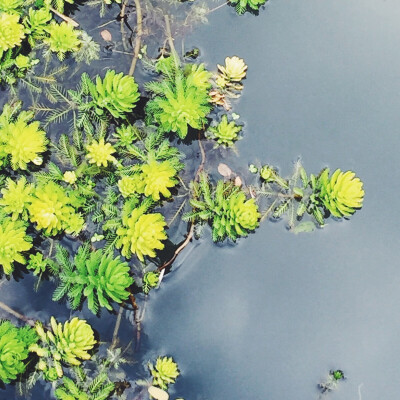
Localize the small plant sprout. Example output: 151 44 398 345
318 369 346 394
149 356 180 390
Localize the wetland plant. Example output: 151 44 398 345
145 56 213 139
319 369 345 394
229 0 266 14
52 243 134 315
30 317 96 380
149 356 180 390
206 114 242 147
0 320 37 384
184 172 261 241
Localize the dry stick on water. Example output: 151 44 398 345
128 0 143 76
110 303 125 350
0 301 35 326
120 0 130 51
49 6 79 27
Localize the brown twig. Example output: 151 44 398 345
120 0 129 51
164 14 177 56
110 303 124 350
157 132 206 273
49 6 79 27
0 301 35 326
128 0 143 76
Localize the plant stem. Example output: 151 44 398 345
0 301 35 326
120 0 129 51
110 303 124 350
49 6 79 27
128 0 143 76
164 14 177 56
158 132 206 272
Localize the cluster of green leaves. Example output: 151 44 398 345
145 55 213 139
29 316 97 381
229 0 266 15
0 1 99 87
0 320 37 384
52 243 134 315
183 172 261 241
148 356 180 390
253 160 365 232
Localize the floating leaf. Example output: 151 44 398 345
292 221 316 234
218 163 232 177
148 385 169 400
234 176 242 187
100 30 112 41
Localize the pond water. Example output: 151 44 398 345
1 0 400 399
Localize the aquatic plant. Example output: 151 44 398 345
229 0 266 14
0 320 37 384
319 369 345 393
53 244 134 314
55 370 115 400
27 252 49 275
86 138 116 167
185 63 212 91
116 204 167 261
315 168 364 218
0 176 33 221
0 105 48 170
44 22 81 60
30 317 96 379
0 0 24 13
217 56 247 84
63 170 77 184
142 271 160 294
145 56 212 139
141 159 179 201
0 13 25 57
206 114 242 147
0 211 32 274
90 70 140 118
118 175 143 198
28 181 84 236
149 356 180 390
24 7 52 46
47 0 75 13
184 173 260 241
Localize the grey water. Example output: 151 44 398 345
2 0 400 399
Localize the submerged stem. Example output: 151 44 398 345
128 0 143 76
0 301 35 326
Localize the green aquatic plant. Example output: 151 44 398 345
90 70 140 118
0 320 38 384
46 0 75 13
145 56 212 139
206 114 242 147
116 203 167 261
0 104 48 170
141 159 179 201
24 7 53 45
53 244 134 314
63 170 77 184
319 369 345 394
44 22 81 60
229 0 266 14
117 175 143 198
142 271 160 294
27 252 49 275
217 56 247 85
86 138 116 167
315 168 364 218
149 356 180 390
30 317 97 380
0 176 33 221
0 0 24 13
28 181 84 236
0 13 25 57
0 211 32 274
55 370 115 400
184 173 260 241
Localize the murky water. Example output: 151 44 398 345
2 0 400 399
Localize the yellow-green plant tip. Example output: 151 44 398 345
118 175 144 198
94 70 140 118
0 118 47 170
44 22 81 60
63 171 77 184
116 208 167 261
0 13 25 56
317 168 364 218
141 160 178 201
207 115 242 147
217 56 247 81
0 176 32 221
0 215 32 274
86 138 116 167
151 356 180 390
